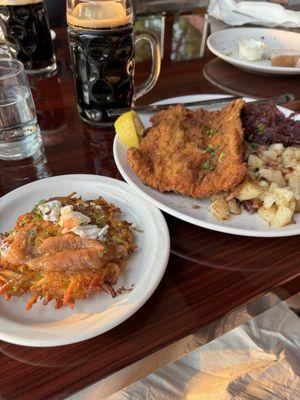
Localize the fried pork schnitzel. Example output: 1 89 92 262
127 100 246 198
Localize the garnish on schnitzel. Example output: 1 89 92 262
127 99 246 198
0 194 136 310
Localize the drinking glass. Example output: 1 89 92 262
67 0 161 128
0 0 57 75
0 58 42 160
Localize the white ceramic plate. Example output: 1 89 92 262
0 175 170 347
207 28 300 75
114 94 300 237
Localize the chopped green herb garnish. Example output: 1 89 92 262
222 129 227 134
28 229 37 245
205 145 215 155
203 159 213 170
98 250 105 258
205 127 217 138
218 152 225 162
37 199 46 205
133 226 144 233
250 143 259 150
34 208 43 220
95 215 104 225
19 216 29 226
257 123 265 134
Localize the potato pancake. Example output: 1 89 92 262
0 194 136 310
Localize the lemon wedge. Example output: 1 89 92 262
114 110 144 148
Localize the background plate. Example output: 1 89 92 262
207 28 300 75
113 94 300 237
0 175 170 347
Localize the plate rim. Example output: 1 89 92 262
0 174 170 347
113 94 300 238
207 27 300 74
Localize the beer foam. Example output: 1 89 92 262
0 0 43 5
67 1 133 29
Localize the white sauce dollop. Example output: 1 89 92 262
71 224 109 240
37 201 109 241
59 205 91 231
238 39 265 61
38 200 62 222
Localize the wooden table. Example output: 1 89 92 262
1 22 300 400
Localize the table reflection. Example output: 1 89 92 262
171 14 205 61
29 72 68 146
0 145 51 195
135 11 208 63
81 124 121 178
167 212 300 273
0 339 94 368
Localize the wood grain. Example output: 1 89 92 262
0 27 300 400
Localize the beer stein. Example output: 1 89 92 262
67 0 161 128
0 0 57 75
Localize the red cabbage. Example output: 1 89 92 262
242 102 300 146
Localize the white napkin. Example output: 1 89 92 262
68 297 300 400
105 300 300 400
208 0 300 27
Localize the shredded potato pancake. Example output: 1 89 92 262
0 194 136 310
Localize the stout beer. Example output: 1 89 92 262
67 1 134 127
0 0 56 74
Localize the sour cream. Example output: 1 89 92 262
37 201 109 241
38 200 62 223
71 224 109 240
37 200 109 241
59 205 91 232
238 39 265 61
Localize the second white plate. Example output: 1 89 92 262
113 94 300 237
207 28 300 75
0 175 170 347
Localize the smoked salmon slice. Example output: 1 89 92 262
35 233 104 256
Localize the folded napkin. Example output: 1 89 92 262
208 0 300 27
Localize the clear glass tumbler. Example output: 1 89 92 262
0 58 42 160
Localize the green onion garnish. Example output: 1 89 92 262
203 159 212 170
205 145 215 155
257 123 265 134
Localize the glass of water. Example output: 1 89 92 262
0 58 42 160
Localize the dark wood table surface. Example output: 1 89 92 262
1 23 300 400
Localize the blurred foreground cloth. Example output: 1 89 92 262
107 301 300 400
68 296 300 400
69 299 300 399
208 0 300 27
